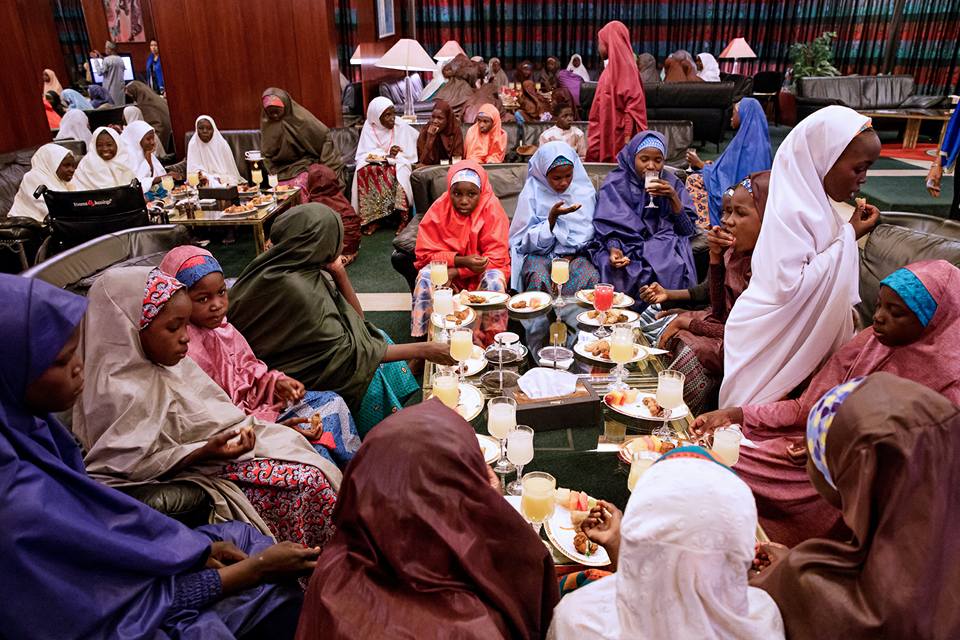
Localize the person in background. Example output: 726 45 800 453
486 57 509 89
637 53 660 87
123 104 166 157
41 68 63 97
696 52 721 82
663 50 700 82
514 60 535 84
433 55 478 122
465 104 507 163
518 79 550 122
125 80 173 156
100 41 126 106
752 374 960 640
587 21 647 162
416 99 464 165
540 56 561 92
187 115 243 186
926 101 959 219
306 164 362 265
46 91 66 117
74 126 136 190
55 109 91 143
566 54 591 82
44 96 62 130
539 104 587 159
87 84 112 108
145 39 165 95
7 144 76 222
61 88 92 110
120 121 176 198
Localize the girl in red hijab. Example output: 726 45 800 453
412 161 510 342
587 21 648 162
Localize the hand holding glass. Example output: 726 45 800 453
644 170 659 208
449 328 473 382
506 425 534 495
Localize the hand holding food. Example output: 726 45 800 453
751 542 789 576
690 407 744 438
204 426 256 460
686 149 705 170
706 225 735 258
455 254 489 274
274 376 305 403
849 198 880 239
637 282 667 304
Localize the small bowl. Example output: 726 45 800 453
537 346 574 370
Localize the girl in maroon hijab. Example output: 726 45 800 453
296 399 559 639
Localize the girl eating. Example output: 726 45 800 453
416 99 464 166
74 127 136 190
465 104 507 164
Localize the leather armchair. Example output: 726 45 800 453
518 120 694 167
645 82 737 147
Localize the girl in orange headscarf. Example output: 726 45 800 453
464 104 508 164
587 21 648 162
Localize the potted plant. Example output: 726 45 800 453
789 31 841 85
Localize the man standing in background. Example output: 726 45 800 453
100 41 126 106
146 40 165 96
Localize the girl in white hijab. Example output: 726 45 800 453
120 120 166 195
7 144 76 222
720 105 881 407
351 96 418 232
697 52 722 82
54 109 91 142
566 54 591 82
124 106 167 157
74 127 136 190
548 447 785 640
186 115 242 186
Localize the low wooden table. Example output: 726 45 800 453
859 108 954 150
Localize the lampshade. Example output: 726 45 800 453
349 45 362 65
376 39 438 72
434 40 467 61
719 37 757 60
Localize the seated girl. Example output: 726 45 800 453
753 374 960 639
411 161 510 342
7 144 76 222
54 108 91 142
120 120 175 198
538 105 587 159
550 446 785 639
187 115 243 186
518 79 550 122
509 141 598 295
0 274 316 640
465 104 507 164
227 205 454 436
72 267 343 550
694 259 960 546
298 399 559 639
589 131 698 308
352 97 418 235
416 99 464 165
74 127 137 190
160 246 360 468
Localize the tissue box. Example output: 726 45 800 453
504 379 602 433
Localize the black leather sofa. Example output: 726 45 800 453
795 75 944 121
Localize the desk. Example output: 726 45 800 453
859 108 954 149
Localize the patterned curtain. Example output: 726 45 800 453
396 0 959 94
50 0 91 87
337 0 360 82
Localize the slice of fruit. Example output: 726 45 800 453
555 487 571 507
577 491 589 512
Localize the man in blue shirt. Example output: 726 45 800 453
146 39 165 96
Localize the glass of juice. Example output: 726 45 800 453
187 172 200 188
449 328 473 383
593 283 615 338
505 425 534 495
487 396 517 475
268 173 279 190
433 287 454 341
608 323 634 389
655 369 685 431
520 471 556 533
644 170 659 208
627 450 659 491
712 424 743 466
551 257 570 307
161 175 174 193
433 373 460 410
430 260 448 289
251 166 263 187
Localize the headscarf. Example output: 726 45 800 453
637 53 660 87
586 21 648 162
7 144 75 222
119 120 165 192
72 266 341 531
54 108 91 142
566 54 591 82
351 96 418 210
306 164 362 257
519 79 549 121
260 87 344 182
550 450 785 639
486 57 509 89
697 52 722 82
806 376 867 488
664 50 700 82
159 247 287 423
551 85 580 120
720 106 870 407
414 160 511 289
509 141 596 289
187 115 243 185
702 98 772 226
74 127 136 190
0 274 215 640
61 88 93 110
228 205 388 411
123 105 144 124
514 60 534 83
464 103 508 163
87 84 112 107
124 80 173 152
754 373 960 640
540 56 561 92
416 99 465 165
940 103 959 171
556 70 584 107
44 98 61 129
42 68 63 96
296 399 559 640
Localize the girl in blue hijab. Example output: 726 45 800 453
508 140 599 293
0 274 313 639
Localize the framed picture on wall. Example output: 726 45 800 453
377 0 395 39
103 0 146 42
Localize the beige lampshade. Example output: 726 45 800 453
434 40 467 61
719 37 757 60
376 39 438 72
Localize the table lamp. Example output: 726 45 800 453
349 45 363 65
376 39 438 120
719 37 757 75
434 40 467 63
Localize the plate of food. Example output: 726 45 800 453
170 184 192 198
273 185 298 194
430 305 476 330
221 203 257 216
575 289 634 309
507 291 552 314
365 153 387 164
574 340 648 365
456 383 484 422
604 390 689 422
459 290 510 308
576 309 639 327
237 184 259 195
460 345 488 377
477 433 499 464
618 433 691 465
250 194 276 207
544 489 611 567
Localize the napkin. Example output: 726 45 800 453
518 367 578 399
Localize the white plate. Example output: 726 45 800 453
459 290 510 308
507 291 552 314
575 289 635 309
431 304 477 329
273 185 299 194
219 207 257 217
461 346 488 377
604 391 689 421
250 196 276 208
544 505 612 567
576 309 640 327
477 434 499 464
573 341 649 365
456 383 484 421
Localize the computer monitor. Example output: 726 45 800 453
89 53 135 84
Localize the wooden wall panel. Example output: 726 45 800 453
353 0 403 108
80 0 157 75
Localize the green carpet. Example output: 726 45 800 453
344 228 410 293
859 175 954 216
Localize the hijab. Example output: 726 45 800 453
664 50 700 82
61 88 92 110
44 98 62 129
515 60 534 83
556 70 584 108
88 84 112 108
54 108 91 142
702 98 773 226
464 103 508 163
306 163 362 257
124 80 172 150
509 141 596 289
697 52 722 82
7 144 75 222
187 115 243 185
260 87 344 181
351 96 418 210
519 79 549 121
228 205 388 411
42 68 63 96
74 126 136 190
486 57 509 89
540 56 560 92
296 399 559 640
721 106 869 407
637 52 660 87
416 99 465 165
123 105 144 124
550 448 785 639
566 54 591 82
754 373 960 640
587 21 647 162
0 275 214 640
120 120 165 191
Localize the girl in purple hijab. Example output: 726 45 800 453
589 131 698 307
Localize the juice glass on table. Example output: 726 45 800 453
433 373 460 410
608 323 635 390
654 369 685 439
628 450 659 491
251 167 263 187
268 174 279 190
712 424 743 466
161 175 175 193
505 425 534 495
487 396 517 475
593 283 615 338
430 260 448 289
520 471 556 533
551 257 570 307
433 286 454 341
187 172 200 188
449 328 473 383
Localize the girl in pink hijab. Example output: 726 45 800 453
160 245 360 468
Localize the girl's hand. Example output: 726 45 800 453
927 163 943 198
274 377 305 404
638 282 667 304
707 225 735 258
686 149 705 170
203 427 256 461
609 248 631 269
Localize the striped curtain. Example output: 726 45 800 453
50 0 91 87
337 0 360 82
395 0 959 94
